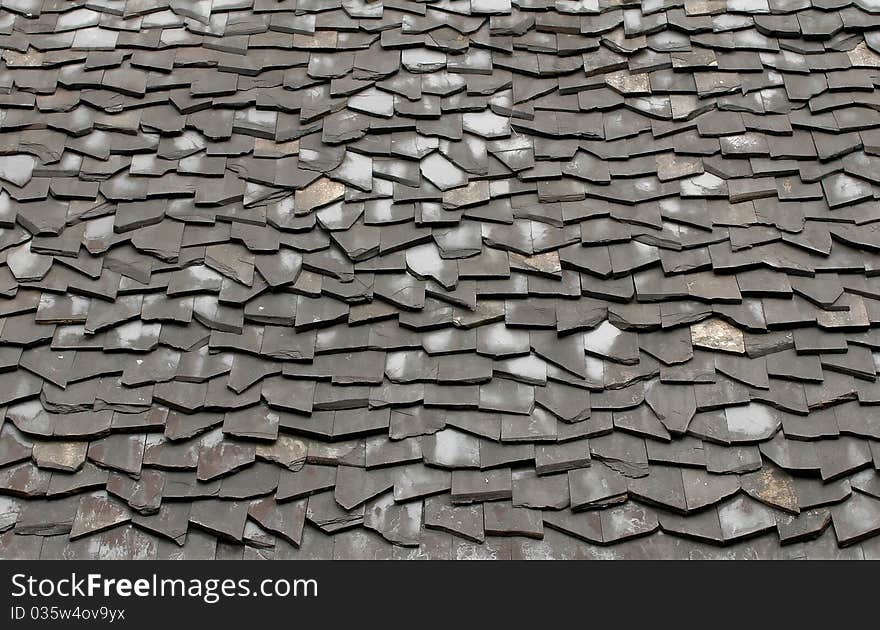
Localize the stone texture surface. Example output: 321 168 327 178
0 0 880 560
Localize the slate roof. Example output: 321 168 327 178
3 0 880 561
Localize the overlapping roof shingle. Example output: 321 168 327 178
2 0 880 560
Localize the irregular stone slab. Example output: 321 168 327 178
599 502 659 544
659 508 725 544
70 492 132 540
107 469 164 515
392 463 451 502
451 468 513 504
741 462 800 514
535 439 591 476
205 243 255 286
32 441 88 472
87 434 145 476
682 468 741 512
543 509 603 545
584 320 639 365
222 405 281 441
364 493 422 546
0 496 20 532
256 434 308 470
219 462 280 499
0 463 51 497
0 424 33 467
831 491 880 547
334 465 394 510
248 495 307 546
717 494 777 543
424 493 485 543
277 464 337 503
484 502 544 539
189 499 249 542
512 470 570 510
627 466 687 513
421 428 480 469
777 508 831 545
295 177 345 214
691 318 745 355
46 463 109 498
132 503 191 546
306 491 364 534
0 154 36 187
15 495 80 536
195 429 256 482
